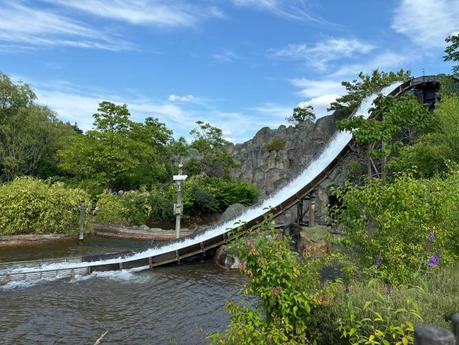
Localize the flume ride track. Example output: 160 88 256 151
0 76 440 284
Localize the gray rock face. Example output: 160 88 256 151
414 326 456 345
228 115 337 196
214 245 241 270
227 114 364 226
220 203 247 224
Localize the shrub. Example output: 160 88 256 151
208 218 335 344
183 174 259 216
183 174 220 216
216 180 259 208
0 177 90 235
93 175 259 224
344 160 365 182
121 191 152 225
333 264 459 344
148 187 174 222
95 189 174 225
94 192 129 224
265 137 286 152
210 221 459 345
334 169 459 284
337 280 421 345
389 94 459 177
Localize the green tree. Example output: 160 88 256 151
444 34 459 77
334 169 459 285
329 69 410 120
58 101 173 190
187 121 236 178
337 94 429 179
0 73 77 181
287 105 315 124
389 94 459 177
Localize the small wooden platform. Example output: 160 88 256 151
92 223 194 241
0 234 73 247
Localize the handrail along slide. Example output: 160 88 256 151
0 76 440 284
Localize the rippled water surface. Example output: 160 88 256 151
0 262 245 345
0 236 153 263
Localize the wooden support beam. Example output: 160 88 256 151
296 199 303 224
309 201 316 227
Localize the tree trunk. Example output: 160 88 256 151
381 141 387 181
367 156 372 179
367 144 374 179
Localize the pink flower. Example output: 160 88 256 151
271 287 283 296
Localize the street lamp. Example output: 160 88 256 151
173 161 187 239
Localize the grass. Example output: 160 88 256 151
334 264 459 329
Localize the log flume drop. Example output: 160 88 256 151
3 78 437 288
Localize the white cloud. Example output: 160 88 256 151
36 88 191 132
288 78 347 118
273 38 375 70
331 50 414 77
24 79 191 133
212 49 239 62
168 94 197 103
0 2 131 50
250 103 292 119
46 0 223 28
15 76 286 143
289 78 344 98
297 94 340 118
392 0 459 48
231 0 326 23
0 0 222 51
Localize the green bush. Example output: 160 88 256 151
265 136 286 152
332 264 459 344
148 187 174 221
0 177 90 235
389 94 459 177
337 280 421 345
183 174 259 216
216 180 260 207
183 174 220 216
95 189 174 225
334 169 459 284
94 192 130 225
93 175 259 225
210 221 459 345
209 218 335 345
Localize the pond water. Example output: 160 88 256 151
0 261 245 345
0 235 153 263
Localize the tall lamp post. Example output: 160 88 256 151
173 161 187 239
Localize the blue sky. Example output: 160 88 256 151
0 0 458 142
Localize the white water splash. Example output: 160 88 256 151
1 82 401 280
69 265 150 283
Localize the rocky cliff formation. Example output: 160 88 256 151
227 115 337 197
